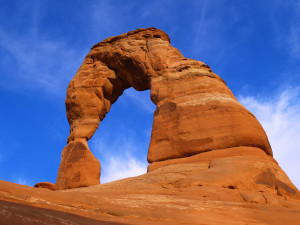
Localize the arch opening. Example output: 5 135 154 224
89 88 155 183
50 28 272 190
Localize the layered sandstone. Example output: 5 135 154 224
1 157 300 225
2 27 298 224
40 27 275 190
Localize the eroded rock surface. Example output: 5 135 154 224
1 160 300 225
56 140 100 190
47 27 278 190
0 27 295 224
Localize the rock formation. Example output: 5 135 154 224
2 28 300 224
39 27 274 190
33 28 296 198
1 162 300 224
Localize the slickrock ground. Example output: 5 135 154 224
1 155 300 224
1 28 299 224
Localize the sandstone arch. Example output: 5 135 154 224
52 28 273 190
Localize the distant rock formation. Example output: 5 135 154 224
35 28 297 201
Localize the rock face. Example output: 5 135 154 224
4 27 300 224
1 163 300 225
56 140 100 189
50 27 274 190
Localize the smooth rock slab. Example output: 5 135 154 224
1 153 300 224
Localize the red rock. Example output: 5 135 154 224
34 182 56 191
1 160 300 224
28 28 299 224
2 27 294 224
55 139 100 190
49 27 274 189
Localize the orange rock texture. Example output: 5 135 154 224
1 160 300 225
51 27 274 190
2 28 300 224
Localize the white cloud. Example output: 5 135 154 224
90 128 149 184
239 87 300 189
99 156 147 183
88 88 154 183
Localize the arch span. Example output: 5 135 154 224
54 28 272 190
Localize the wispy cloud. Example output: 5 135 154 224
270 1 300 60
14 177 31 186
0 27 84 95
288 24 300 59
286 2 300 60
89 0 140 39
239 87 300 189
188 1 256 67
91 131 148 183
0 2 86 96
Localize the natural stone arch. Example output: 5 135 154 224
50 28 272 190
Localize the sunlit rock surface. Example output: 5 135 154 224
55 27 272 190
1 28 298 224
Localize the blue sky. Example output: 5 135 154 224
0 0 299 189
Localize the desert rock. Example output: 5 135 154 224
56 139 100 190
34 182 56 191
2 27 300 224
52 27 273 190
1 158 300 224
